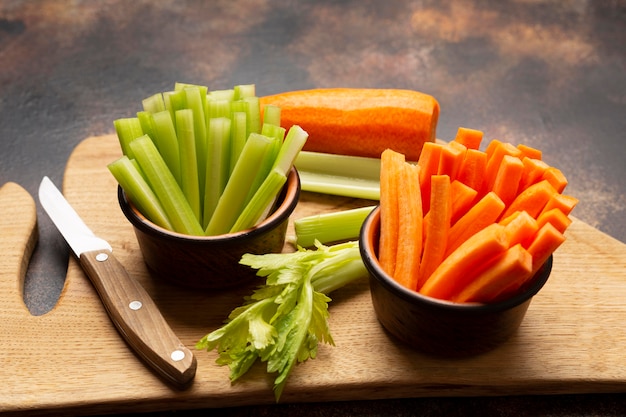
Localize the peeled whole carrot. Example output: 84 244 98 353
259 88 440 160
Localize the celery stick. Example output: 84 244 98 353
230 168 287 233
208 89 235 102
230 100 251 138
243 96 261 134
272 125 308 175
108 156 173 230
137 111 157 145
176 109 202 224
294 205 375 247
230 111 247 176
129 135 204 235
261 123 286 142
243 134 280 208
234 84 255 99
142 93 166 114
163 89 186 129
183 86 208 200
151 110 181 185
294 151 381 200
205 133 274 236
175 82 208 99
114 117 143 158
262 104 281 127
207 99 231 119
203 117 231 228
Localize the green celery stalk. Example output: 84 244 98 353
183 86 208 200
243 96 261 135
294 151 381 200
108 155 173 230
208 88 235 101
207 99 231 119
272 125 308 175
230 168 287 232
128 135 204 235
175 82 208 99
262 104 281 127
151 110 181 185
294 205 376 248
142 93 166 114
175 109 202 225
163 89 187 129
137 111 157 145
205 133 274 236
203 117 232 228
229 111 248 176
114 117 143 159
234 84 255 99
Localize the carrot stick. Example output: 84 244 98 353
379 149 405 277
446 191 505 257
526 222 566 275
457 148 488 195
491 154 525 206
519 157 550 192
540 193 579 217
485 141 523 191
541 166 568 193
417 175 451 289
393 163 423 290
453 244 532 303
517 144 542 160
450 180 478 225
438 141 465 181
536 207 572 235
419 223 510 300
501 210 538 248
453 127 483 150
501 179 557 220
418 142 443 214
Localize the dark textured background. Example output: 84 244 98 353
1 0 626 415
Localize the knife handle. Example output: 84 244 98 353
79 249 197 388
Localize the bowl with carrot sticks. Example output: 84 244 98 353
359 128 577 356
111 83 307 289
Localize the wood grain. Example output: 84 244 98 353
2 135 626 416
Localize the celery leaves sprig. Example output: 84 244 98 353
196 241 367 401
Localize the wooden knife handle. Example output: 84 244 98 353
79 249 196 388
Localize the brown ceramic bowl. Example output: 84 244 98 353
118 167 300 290
359 206 552 357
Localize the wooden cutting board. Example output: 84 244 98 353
2 135 626 416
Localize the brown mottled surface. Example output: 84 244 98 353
1 0 625 415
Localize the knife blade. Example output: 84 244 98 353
38 176 196 388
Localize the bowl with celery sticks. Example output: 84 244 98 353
110 83 306 290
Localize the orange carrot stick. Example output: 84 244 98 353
540 193 579 217
457 148 488 195
446 191 505 257
453 244 532 303
536 207 572 235
419 223 510 300
453 127 483 150
501 210 539 248
485 141 523 191
501 179 557 220
519 157 550 192
260 88 440 160
526 222 566 275
450 180 478 225
393 163 423 290
417 175 451 289
438 141 465 181
541 166 568 193
491 154 525 206
517 144 542 160
379 149 405 277
417 142 443 214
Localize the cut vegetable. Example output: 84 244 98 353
260 88 439 160
294 205 376 248
378 149 406 277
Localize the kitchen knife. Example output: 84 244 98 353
38 176 196 388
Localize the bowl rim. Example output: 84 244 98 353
359 205 552 314
118 166 300 243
